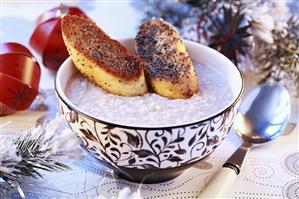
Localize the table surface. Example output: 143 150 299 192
1 1 299 199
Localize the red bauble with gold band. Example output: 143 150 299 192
29 4 87 70
0 43 41 115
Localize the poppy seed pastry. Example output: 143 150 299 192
136 19 198 99
61 15 148 96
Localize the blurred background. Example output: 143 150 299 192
1 1 143 43
2 0 298 95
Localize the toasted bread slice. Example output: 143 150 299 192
61 15 148 96
136 19 198 99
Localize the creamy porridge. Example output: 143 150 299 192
66 64 233 126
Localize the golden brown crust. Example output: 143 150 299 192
61 15 148 96
62 15 144 81
136 19 199 99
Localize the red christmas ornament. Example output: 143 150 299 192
0 43 41 116
29 4 87 70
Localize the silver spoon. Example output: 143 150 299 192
199 82 291 198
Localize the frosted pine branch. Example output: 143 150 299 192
0 115 81 191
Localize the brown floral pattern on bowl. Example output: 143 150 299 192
59 97 239 169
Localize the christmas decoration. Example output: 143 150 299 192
138 0 299 95
95 187 142 199
29 4 87 70
0 116 81 193
207 5 251 65
0 42 41 115
253 17 299 95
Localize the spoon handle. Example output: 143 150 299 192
199 144 250 198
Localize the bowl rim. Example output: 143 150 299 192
55 39 244 130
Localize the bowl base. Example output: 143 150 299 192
114 168 183 184
96 157 184 184
83 146 209 184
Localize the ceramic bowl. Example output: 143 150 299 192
55 38 243 183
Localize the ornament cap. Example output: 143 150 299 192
29 5 87 70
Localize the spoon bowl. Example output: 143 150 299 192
234 82 291 144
